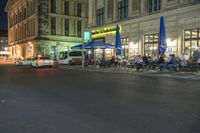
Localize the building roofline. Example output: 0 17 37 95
4 0 14 12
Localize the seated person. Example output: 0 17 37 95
158 56 166 71
168 54 179 71
181 53 187 67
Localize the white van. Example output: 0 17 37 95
58 50 83 65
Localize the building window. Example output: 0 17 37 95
184 28 200 57
51 17 56 35
77 3 82 17
51 0 56 13
118 0 128 20
77 21 82 37
27 2 30 17
121 38 129 58
97 8 104 25
27 21 31 37
9 15 13 28
64 19 69 36
64 1 69 15
144 33 159 56
22 7 26 20
184 0 200 4
148 0 161 13
19 11 22 22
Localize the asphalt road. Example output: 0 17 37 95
0 65 200 133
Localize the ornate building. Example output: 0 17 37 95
88 0 200 59
5 0 88 59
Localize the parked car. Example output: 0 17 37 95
15 58 33 66
15 60 20 65
31 57 54 68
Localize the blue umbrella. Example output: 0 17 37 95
158 16 167 56
115 25 122 56
71 44 84 49
71 41 115 49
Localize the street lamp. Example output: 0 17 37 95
167 39 171 44
4 47 8 51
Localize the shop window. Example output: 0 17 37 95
184 28 200 57
121 37 129 59
144 33 158 56
185 30 191 39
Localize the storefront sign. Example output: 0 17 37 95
91 25 121 38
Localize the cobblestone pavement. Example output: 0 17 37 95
58 65 200 81
0 60 15 65
1 62 200 80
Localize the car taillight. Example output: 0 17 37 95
50 60 54 64
39 60 43 63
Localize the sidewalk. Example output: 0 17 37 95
58 65 200 81
0 60 15 65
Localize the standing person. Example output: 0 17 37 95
85 54 89 66
3 55 6 62
192 49 200 71
193 48 200 62
151 55 158 69
181 53 187 67
110 56 115 66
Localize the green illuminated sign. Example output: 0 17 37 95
84 32 91 42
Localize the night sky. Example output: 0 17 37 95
0 0 8 30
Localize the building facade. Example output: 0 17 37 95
5 0 88 59
0 30 8 51
88 0 200 59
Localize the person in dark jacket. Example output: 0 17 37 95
168 54 179 71
158 56 165 71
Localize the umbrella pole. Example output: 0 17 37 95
93 49 96 68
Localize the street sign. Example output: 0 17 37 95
84 32 91 42
168 47 172 53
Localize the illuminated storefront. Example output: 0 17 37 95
88 0 200 58
184 28 200 57
91 25 122 59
